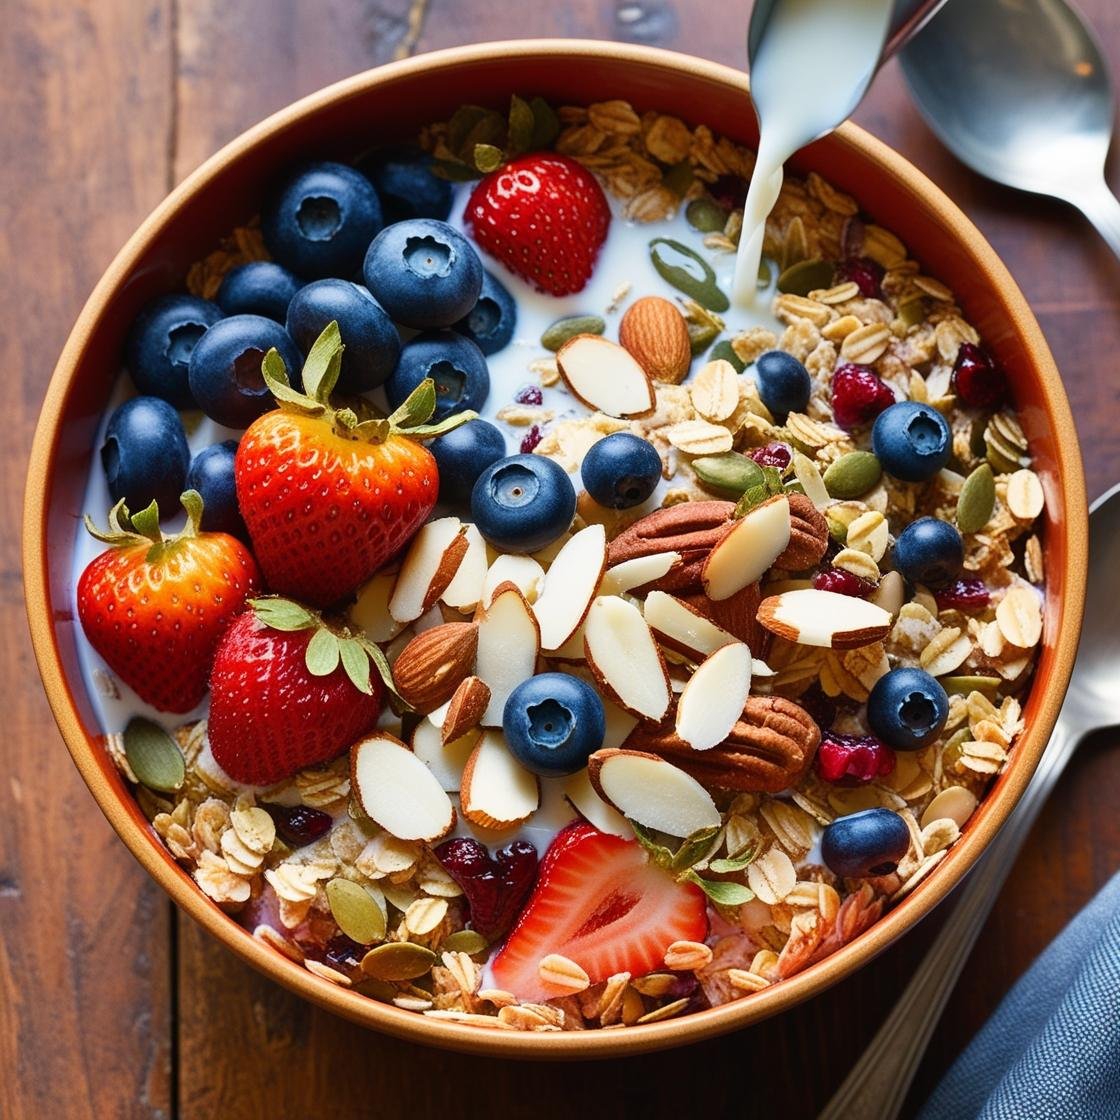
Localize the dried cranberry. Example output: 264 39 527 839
514 384 543 406
435 837 538 941
817 732 895 785
321 934 365 972
952 343 1007 409
520 425 543 453
830 363 896 429
709 174 749 211
934 577 991 612
835 256 885 299
264 803 333 847
799 684 837 733
747 441 793 470
813 567 876 598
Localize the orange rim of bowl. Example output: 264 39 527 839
22 39 1088 1058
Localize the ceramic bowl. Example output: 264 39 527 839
23 40 1087 1058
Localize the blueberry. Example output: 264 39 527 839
355 145 453 224
125 294 223 408
262 161 382 280
453 270 517 356
186 440 246 539
286 279 400 394
216 261 302 323
387 331 489 422
430 420 507 507
580 432 661 509
872 401 952 482
503 673 606 776
893 517 963 588
866 667 949 752
755 350 811 419
471 454 576 554
821 808 911 878
188 314 302 429
363 219 483 330
101 396 189 513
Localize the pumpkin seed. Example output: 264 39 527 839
823 451 882 499
351 978 397 1002
326 878 386 945
687 321 720 355
692 452 764 495
777 258 835 297
663 160 694 197
540 314 605 351
757 259 773 289
685 198 728 233
649 238 730 312
941 674 1002 697
707 339 745 373
123 717 185 793
441 928 489 955
957 463 996 533
898 296 927 329
360 941 437 981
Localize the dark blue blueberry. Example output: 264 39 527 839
430 419 507 507
453 270 517 356
186 440 246 539
866 667 949 752
216 261 302 323
386 331 489 421
188 314 302 429
101 396 189 513
471 454 576 554
355 145 453 224
821 808 911 878
872 401 952 482
262 161 382 280
363 219 483 330
755 350 811 419
580 432 661 509
503 673 606 777
286 279 400 394
893 517 963 588
124 294 223 409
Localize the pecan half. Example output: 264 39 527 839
680 581 769 658
625 695 820 793
774 492 829 571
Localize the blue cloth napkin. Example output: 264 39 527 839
919 870 1120 1120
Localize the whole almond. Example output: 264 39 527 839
392 622 478 713
619 296 692 384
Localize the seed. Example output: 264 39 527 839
823 451 882 499
957 463 996 534
326 878 386 945
685 198 729 233
777 258 836 297
122 717 185 793
360 941 437 981
707 339 745 372
441 929 489 955
649 238 729 312
540 315 605 351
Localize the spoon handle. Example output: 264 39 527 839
817 716 1081 1120
1072 179 1120 262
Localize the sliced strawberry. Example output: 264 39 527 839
490 823 708 1002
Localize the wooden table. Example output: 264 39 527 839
3 3 1118 1116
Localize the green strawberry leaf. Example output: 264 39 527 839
250 597 317 632
683 872 755 906
351 418 392 442
473 143 504 174
180 489 204 537
305 627 341 676
302 321 344 402
398 410 479 441
356 637 402 704
447 105 492 154
628 820 677 871
129 500 163 545
262 348 325 415
529 96 560 148
507 94 535 156
387 378 437 430
339 637 373 695
708 846 760 875
668 826 722 874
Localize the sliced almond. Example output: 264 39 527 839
588 749 720 837
563 768 634 839
583 596 671 721
460 730 541 829
549 620 588 662
481 554 546 608
599 551 682 597
391 622 478 713
602 697 640 748
410 720 480 793
675 642 752 751
702 494 791 601
556 334 656 418
389 518 467 623
475 582 541 725
441 524 488 613
757 588 892 649
350 569 405 643
532 524 607 650
643 590 737 659
351 733 455 842
442 676 490 743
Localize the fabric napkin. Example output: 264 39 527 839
918 869 1120 1120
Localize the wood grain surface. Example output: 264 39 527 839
3 2 1118 1118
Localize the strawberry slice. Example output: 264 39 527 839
490 823 709 1002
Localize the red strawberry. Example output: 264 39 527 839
77 491 259 713
465 153 610 296
490 823 709 1002
235 322 474 607
207 596 388 785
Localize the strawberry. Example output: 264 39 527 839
207 596 391 785
77 491 259 713
464 153 610 296
235 322 474 608
490 823 709 1002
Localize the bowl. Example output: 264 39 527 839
23 39 1087 1058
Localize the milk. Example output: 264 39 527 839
733 0 894 304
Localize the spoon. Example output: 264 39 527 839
819 481 1119 1120
900 0 1120 259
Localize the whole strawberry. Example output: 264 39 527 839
207 596 392 785
236 322 474 607
77 491 260 712
465 153 610 296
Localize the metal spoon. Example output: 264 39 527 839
819 481 1119 1120
901 0 1120 259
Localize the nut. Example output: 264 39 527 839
774 492 829 571
392 622 478 713
619 295 692 383
442 676 490 744
680 582 768 655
